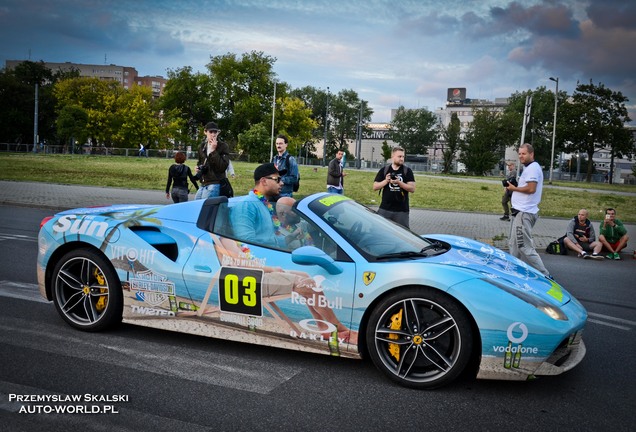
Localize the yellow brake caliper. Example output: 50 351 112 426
93 268 108 312
388 309 403 361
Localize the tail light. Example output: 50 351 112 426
40 216 54 229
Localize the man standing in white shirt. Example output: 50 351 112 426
506 143 550 277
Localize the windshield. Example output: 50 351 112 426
308 195 435 260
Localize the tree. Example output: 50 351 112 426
439 112 462 173
389 106 437 156
329 89 373 156
0 60 58 146
559 80 632 182
274 96 318 159
207 51 279 150
381 140 392 162
459 108 506 175
53 77 124 147
500 87 561 168
56 104 89 151
291 86 330 157
237 123 270 162
111 86 160 149
160 66 213 147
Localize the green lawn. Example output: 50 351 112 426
1 153 635 222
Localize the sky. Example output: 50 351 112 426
1 0 635 124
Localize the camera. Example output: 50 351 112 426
194 164 208 180
502 180 509 187
390 174 398 180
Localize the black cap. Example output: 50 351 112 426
205 122 220 131
253 163 286 181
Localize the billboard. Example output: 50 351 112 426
447 88 466 103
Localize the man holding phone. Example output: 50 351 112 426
599 208 629 259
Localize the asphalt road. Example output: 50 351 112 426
0 205 634 431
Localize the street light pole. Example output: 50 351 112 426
548 76 559 184
269 80 277 162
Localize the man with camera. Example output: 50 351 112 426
372 146 416 228
194 122 230 200
500 161 517 221
505 143 551 278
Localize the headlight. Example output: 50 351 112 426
482 278 568 321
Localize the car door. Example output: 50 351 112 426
181 200 360 356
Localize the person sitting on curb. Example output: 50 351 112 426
563 209 604 259
599 207 629 260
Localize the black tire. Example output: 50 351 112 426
366 287 474 389
51 248 123 331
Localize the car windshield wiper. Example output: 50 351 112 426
420 241 445 253
375 250 429 260
375 242 447 260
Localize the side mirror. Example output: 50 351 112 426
291 246 343 275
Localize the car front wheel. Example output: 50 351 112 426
51 248 122 331
366 287 474 389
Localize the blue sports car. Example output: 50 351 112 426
37 193 587 389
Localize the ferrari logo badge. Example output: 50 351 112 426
363 271 376 286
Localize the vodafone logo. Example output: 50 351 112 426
506 322 528 344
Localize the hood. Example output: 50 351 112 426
426 234 571 306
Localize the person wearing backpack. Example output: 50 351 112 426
372 146 416 228
272 134 299 200
165 151 199 203
563 209 604 259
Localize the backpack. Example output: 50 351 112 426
285 154 300 192
546 235 568 255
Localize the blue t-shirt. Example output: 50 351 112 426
230 191 285 248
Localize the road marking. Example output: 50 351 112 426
0 233 38 242
587 312 634 331
0 317 302 395
0 281 302 394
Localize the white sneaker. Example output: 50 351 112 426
590 253 604 260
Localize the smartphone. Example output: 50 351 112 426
605 214 611 220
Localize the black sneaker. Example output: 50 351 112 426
500 215 510 221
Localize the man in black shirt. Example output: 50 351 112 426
373 146 416 228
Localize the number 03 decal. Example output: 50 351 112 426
219 267 263 316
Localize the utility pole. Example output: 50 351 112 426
322 87 329 166
548 77 559 184
33 83 39 153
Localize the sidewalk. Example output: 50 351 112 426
1 180 634 253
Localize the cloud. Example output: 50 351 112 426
586 0 636 30
487 1 580 38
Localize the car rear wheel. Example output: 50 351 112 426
51 248 122 331
366 287 474 389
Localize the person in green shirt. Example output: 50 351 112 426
599 207 629 260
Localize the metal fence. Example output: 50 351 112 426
2 142 633 184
